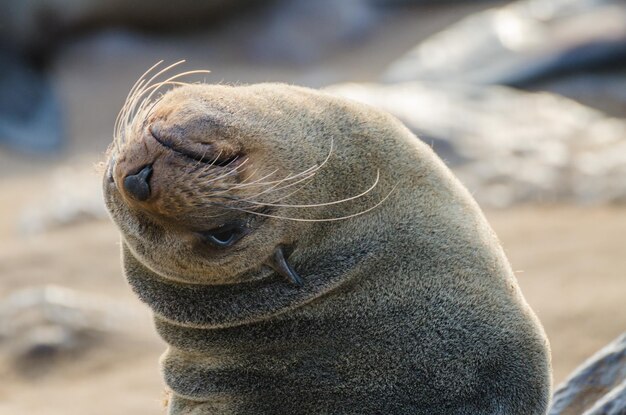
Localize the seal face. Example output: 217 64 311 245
103 65 552 414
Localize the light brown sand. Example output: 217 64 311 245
487 207 626 383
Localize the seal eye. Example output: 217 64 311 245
199 223 248 248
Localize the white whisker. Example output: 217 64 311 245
223 183 397 222
114 60 163 147
240 171 317 202
242 170 379 208
203 158 250 183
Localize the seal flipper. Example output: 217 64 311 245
267 246 303 287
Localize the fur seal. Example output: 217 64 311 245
103 65 552 414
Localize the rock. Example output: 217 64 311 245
383 0 626 86
0 0 268 52
367 0 497 4
549 333 626 415
326 81 626 207
0 46 63 155
222 0 382 65
527 69 626 117
0 285 146 374
18 164 108 235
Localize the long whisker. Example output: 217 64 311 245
239 170 379 209
193 154 227 181
122 72 213 157
188 149 224 177
114 60 163 148
128 61 163 101
117 78 149 149
131 79 201 141
139 69 213 122
240 171 317 202
208 184 397 222
263 179 313 204
233 164 317 189
201 158 250 183
217 137 334 196
124 61 187 133
124 62 197 140
235 170 310 198
211 168 279 195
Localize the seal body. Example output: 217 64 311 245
104 79 551 414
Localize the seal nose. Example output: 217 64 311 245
123 164 153 201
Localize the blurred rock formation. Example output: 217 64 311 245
384 0 626 85
234 0 380 64
0 0 270 156
527 69 626 118
0 0 267 54
0 285 148 376
550 333 626 415
383 0 626 115
327 81 626 207
18 164 107 235
0 46 63 154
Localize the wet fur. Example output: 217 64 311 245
104 76 552 414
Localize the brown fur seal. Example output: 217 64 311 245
103 64 552 414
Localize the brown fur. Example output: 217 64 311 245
104 77 552 414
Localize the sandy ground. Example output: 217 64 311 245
0 2 624 413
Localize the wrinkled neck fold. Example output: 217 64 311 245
121 240 370 329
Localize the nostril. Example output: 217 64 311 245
123 164 153 201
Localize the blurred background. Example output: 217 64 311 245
0 0 625 413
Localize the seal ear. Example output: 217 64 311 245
266 246 303 287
